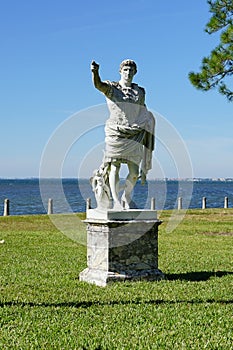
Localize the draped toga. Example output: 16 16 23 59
103 81 155 174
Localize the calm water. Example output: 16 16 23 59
0 179 233 216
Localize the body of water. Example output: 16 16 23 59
0 179 233 216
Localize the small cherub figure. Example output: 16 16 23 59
90 165 111 210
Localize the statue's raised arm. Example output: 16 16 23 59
91 60 109 95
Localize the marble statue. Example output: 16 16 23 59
91 59 155 210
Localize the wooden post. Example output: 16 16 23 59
178 197 182 210
3 199 9 216
202 197 206 209
224 197 228 209
86 198 91 211
151 197 155 210
47 198 53 215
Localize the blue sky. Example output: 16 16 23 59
1 0 232 179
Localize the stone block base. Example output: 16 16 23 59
79 210 164 287
79 268 164 287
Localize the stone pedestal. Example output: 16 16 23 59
79 210 164 287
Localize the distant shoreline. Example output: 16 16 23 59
1 178 233 182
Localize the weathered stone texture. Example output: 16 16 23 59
79 218 164 286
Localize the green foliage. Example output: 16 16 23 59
189 0 233 101
0 210 232 349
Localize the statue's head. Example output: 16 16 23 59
119 59 137 75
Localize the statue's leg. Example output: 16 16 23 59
109 162 122 209
121 161 139 209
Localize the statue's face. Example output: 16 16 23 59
120 65 135 82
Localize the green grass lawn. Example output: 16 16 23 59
0 209 232 349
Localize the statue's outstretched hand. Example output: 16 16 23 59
91 60 99 72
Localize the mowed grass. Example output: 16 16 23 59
0 209 232 349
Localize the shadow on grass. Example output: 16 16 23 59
165 270 233 282
0 298 232 309
0 271 232 309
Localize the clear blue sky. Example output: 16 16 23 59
1 0 232 179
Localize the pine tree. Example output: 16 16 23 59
189 0 233 101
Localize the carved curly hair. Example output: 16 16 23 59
119 59 137 74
